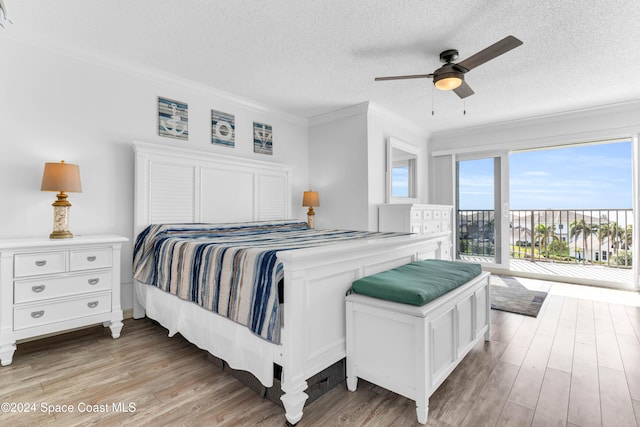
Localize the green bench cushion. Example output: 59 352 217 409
349 259 482 306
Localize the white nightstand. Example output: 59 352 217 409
0 235 128 366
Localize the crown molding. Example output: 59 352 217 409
431 99 640 141
308 102 370 126
430 99 640 156
309 101 431 139
6 33 308 126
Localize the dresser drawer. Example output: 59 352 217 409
14 252 66 278
13 292 112 330
70 248 112 271
14 271 112 304
423 221 442 234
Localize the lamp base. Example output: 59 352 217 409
306 207 316 229
49 230 74 239
50 195 74 239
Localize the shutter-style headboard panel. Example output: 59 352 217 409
149 162 196 224
133 141 292 235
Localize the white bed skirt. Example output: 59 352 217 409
134 281 277 386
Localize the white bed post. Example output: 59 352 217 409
279 269 309 424
345 298 358 393
132 144 150 320
415 315 428 424
484 285 492 341
132 280 146 319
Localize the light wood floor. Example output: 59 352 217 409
1 287 640 426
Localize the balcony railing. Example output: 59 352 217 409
458 209 633 268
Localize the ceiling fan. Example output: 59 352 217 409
375 35 523 99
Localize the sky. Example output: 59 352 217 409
458 141 633 210
391 166 409 197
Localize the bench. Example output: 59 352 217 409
345 260 491 424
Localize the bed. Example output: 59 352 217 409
131 141 453 424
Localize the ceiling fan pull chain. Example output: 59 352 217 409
431 85 435 116
463 99 466 115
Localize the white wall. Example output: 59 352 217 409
308 104 369 230
308 102 429 231
367 104 430 228
1 36 310 310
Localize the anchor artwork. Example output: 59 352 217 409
158 97 189 140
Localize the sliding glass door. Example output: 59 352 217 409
456 152 509 269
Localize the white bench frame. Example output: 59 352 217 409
345 271 491 424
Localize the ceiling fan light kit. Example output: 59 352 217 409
433 71 463 90
375 35 523 99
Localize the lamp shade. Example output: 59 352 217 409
302 191 319 207
41 161 82 193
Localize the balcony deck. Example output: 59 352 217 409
460 256 636 290
458 208 636 290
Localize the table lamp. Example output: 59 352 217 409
41 160 82 239
302 191 319 229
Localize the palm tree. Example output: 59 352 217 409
598 222 618 249
621 224 633 250
600 222 633 250
485 218 495 241
569 219 598 262
534 224 560 258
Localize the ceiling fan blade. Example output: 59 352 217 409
375 73 433 81
455 36 523 72
453 80 474 99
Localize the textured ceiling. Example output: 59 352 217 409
6 0 640 133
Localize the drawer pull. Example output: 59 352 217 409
31 285 46 293
31 310 45 319
87 301 99 309
35 260 47 267
88 278 100 285
87 256 97 262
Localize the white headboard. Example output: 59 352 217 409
133 141 292 235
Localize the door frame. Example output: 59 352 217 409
455 151 510 271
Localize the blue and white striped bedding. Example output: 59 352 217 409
133 220 403 344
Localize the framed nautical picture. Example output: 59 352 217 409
158 97 189 140
211 110 235 147
253 121 273 155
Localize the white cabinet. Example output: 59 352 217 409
0 235 127 366
379 204 453 260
